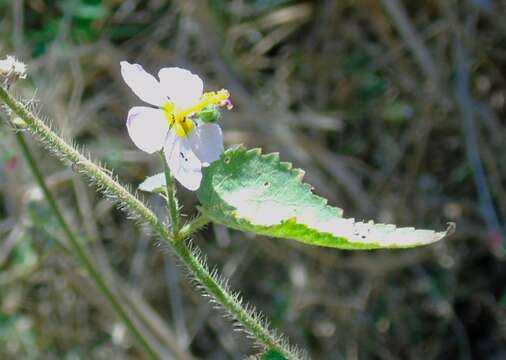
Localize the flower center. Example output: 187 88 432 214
161 89 230 138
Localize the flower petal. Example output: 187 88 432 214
164 133 202 191
187 122 224 166
121 61 167 106
158 67 203 108
127 107 170 154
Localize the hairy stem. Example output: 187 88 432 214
0 85 302 360
15 132 160 360
159 151 180 238
179 215 211 239
173 239 287 353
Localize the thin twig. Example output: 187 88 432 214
454 37 505 247
379 0 440 86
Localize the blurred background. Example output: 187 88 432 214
1 0 505 359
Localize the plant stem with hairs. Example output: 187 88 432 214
0 85 303 360
160 151 181 238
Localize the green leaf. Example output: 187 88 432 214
138 173 166 194
197 146 453 249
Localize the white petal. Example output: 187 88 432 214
127 107 169 154
158 67 203 108
164 134 202 191
188 122 224 166
121 61 167 106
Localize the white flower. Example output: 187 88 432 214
120 61 231 191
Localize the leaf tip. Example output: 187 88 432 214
295 169 305 182
263 152 280 162
279 161 292 171
247 147 262 156
441 222 456 238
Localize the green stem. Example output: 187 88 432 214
172 239 289 354
178 215 211 239
159 151 180 238
0 85 302 360
15 132 160 360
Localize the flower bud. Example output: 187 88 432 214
0 56 26 82
197 106 220 123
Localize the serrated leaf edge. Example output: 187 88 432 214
200 146 453 249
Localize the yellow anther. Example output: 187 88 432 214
161 89 230 138
177 89 230 120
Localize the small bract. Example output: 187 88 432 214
120 61 231 190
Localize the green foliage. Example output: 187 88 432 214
0 314 39 359
59 0 108 42
0 239 39 359
24 0 108 57
12 237 38 274
197 146 451 249
262 350 287 360
60 0 107 20
357 72 387 100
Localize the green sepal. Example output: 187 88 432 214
197 146 453 250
